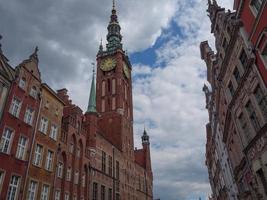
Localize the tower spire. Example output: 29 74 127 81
106 0 123 52
29 46 39 63
87 63 97 113
142 127 150 145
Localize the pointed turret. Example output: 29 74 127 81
106 0 123 52
29 46 39 63
98 38 103 54
87 65 96 113
142 128 150 145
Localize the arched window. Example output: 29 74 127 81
102 81 105 97
112 79 116 94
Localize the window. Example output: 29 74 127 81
228 81 235 97
108 155 112 176
30 86 37 99
77 147 80 157
41 184 50 200
57 162 63 178
112 97 116 110
10 97 21 117
251 0 263 14
33 144 43 166
93 182 98 200
101 185 105 200
239 49 248 68
102 81 106 96
233 67 241 84
254 85 267 119
66 167 72 181
27 180 38 200
0 171 4 193
7 175 20 200
64 193 69 200
19 77 26 89
82 174 86 187
74 171 79 184
55 190 61 200
246 100 261 131
50 124 58 140
101 99 105 112
24 107 35 125
16 136 27 160
112 79 116 94
239 113 252 141
116 161 119 180
102 151 106 173
45 150 54 171
108 188 112 200
39 117 48 134
0 128 13 154
115 193 120 200
69 143 74 153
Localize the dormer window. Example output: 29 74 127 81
19 77 26 90
30 86 37 99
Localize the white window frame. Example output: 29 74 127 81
19 77 26 90
249 0 263 16
9 97 22 117
30 86 38 99
40 184 50 200
66 167 72 181
0 127 14 154
57 162 63 178
64 192 69 200
55 190 61 200
39 117 49 134
45 150 54 171
49 124 58 141
16 135 28 160
74 170 79 184
7 175 21 200
27 180 38 200
33 144 43 166
24 107 35 125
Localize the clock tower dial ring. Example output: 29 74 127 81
100 57 117 72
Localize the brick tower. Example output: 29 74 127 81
96 0 134 157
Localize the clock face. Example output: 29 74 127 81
100 58 117 72
123 62 130 79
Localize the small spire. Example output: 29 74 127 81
142 127 150 145
30 46 39 62
99 38 103 53
113 0 115 10
87 63 97 113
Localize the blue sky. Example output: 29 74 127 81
0 0 233 199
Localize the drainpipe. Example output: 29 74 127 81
22 95 42 197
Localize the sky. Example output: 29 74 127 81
0 0 233 199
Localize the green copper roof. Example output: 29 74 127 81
87 71 96 113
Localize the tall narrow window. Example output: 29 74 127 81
74 171 79 184
27 180 38 200
102 151 106 173
57 162 63 178
108 188 112 200
0 127 13 154
116 161 119 180
254 85 267 119
33 144 43 166
50 124 58 140
55 190 61 200
246 100 261 131
112 79 116 94
102 81 106 97
101 185 105 200
30 86 37 99
45 150 54 171
9 97 21 117
112 97 116 110
93 182 98 200
238 113 252 141
19 77 26 90
108 155 112 176
108 79 111 93
40 184 50 200
82 174 86 187
7 175 20 200
24 107 35 125
64 193 69 200
66 167 72 181
39 117 48 134
16 136 27 160
101 99 105 112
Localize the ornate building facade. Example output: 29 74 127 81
0 2 153 200
202 0 267 200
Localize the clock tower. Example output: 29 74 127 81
96 0 134 155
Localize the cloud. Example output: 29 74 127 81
0 0 233 199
